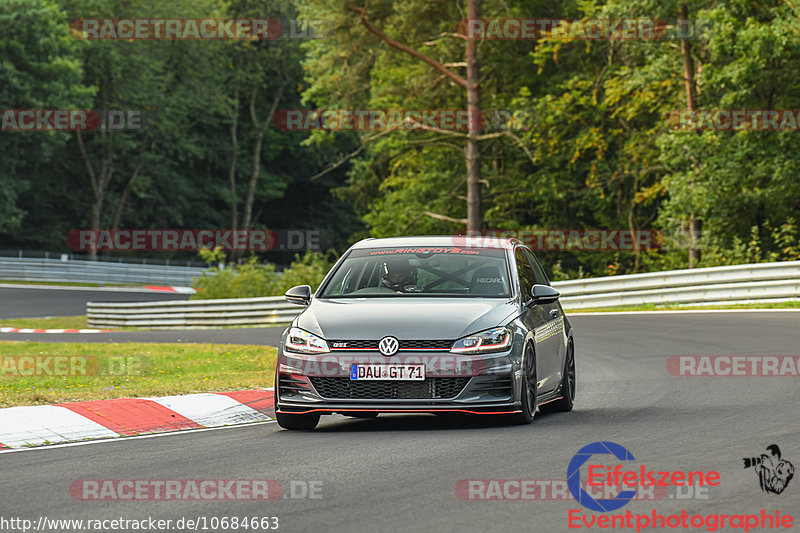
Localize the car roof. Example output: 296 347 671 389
350 235 520 250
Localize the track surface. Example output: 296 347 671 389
0 286 189 318
2 312 799 532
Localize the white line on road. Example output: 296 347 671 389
0 420 277 455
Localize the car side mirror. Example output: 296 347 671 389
525 284 560 306
285 285 312 306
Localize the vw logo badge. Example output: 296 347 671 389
378 336 399 356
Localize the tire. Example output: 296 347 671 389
275 369 320 429
540 340 575 413
276 411 320 430
508 345 537 425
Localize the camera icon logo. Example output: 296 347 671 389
743 444 794 495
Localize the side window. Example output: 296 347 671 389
514 249 537 300
524 249 549 286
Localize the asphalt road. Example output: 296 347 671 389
2 312 799 533
0 285 189 318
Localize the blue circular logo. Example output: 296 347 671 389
567 441 637 512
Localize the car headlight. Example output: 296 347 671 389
450 327 512 354
285 327 330 354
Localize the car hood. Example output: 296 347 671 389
295 297 519 340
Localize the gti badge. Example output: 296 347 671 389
378 336 399 356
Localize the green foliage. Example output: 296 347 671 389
0 0 92 234
1 0 799 280
1 0 360 257
191 250 336 299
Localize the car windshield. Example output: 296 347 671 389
319 246 511 298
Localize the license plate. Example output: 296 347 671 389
350 364 425 381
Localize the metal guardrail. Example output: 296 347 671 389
554 261 800 309
86 261 800 328
88 296 297 328
0 257 208 286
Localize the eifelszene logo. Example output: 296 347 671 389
743 444 794 495
567 441 637 512
567 441 721 512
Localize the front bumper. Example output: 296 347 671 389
275 349 522 415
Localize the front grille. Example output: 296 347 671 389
329 340 375 349
400 339 453 350
328 339 454 351
309 377 469 399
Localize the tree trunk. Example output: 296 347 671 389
240 85 284 235
465 0 482 231
347 3 483 231
680 4 700 268
229 87 240 235
629 174 640 273
77 130 114 260
110 136 149 233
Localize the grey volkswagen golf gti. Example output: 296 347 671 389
275 236 576 430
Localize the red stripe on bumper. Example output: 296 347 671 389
278 408 521 415
59 398 202 435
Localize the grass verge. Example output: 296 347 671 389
1 316 90 330
0 341 277 408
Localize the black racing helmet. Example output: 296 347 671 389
380 257 417 291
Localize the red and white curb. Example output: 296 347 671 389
143 285 196 294
0 388 274 449
0 327 113 334
0 283 195 294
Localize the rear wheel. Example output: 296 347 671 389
540 340 575 413
508 346 537 425
276 411 320 430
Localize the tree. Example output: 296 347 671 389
0 0 91 236
58 0 230 259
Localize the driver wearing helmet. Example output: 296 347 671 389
380 257 417 293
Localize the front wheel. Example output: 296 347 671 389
274 368 320 429
540 340 575 413
508 346 537 425
276 411 320 430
